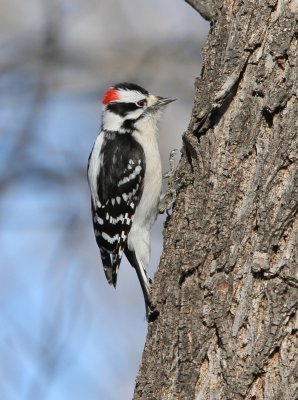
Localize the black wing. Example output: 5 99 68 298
92 134 145 286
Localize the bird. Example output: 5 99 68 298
87 82 176 319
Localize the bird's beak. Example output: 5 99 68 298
155 96 176 107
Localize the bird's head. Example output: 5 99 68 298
101 82 176 133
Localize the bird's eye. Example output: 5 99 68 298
136 99 147 107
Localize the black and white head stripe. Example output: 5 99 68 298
103 83 148 108
92 132 145 286
113 82 149 96
106 102 143 117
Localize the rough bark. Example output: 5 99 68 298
134 1 298 399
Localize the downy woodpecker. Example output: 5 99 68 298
87 82 175 319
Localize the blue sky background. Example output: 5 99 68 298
0 1 208 399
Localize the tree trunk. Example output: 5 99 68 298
133 1 298 399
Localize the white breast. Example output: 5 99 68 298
131 115 162 230
127 115 162 268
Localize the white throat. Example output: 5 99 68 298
102 108 145 132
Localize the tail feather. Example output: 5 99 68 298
100 248 124 288
100 250 114 285
111 251 122 287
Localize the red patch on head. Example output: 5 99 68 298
102 88 119 105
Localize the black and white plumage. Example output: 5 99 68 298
87 82 175 319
